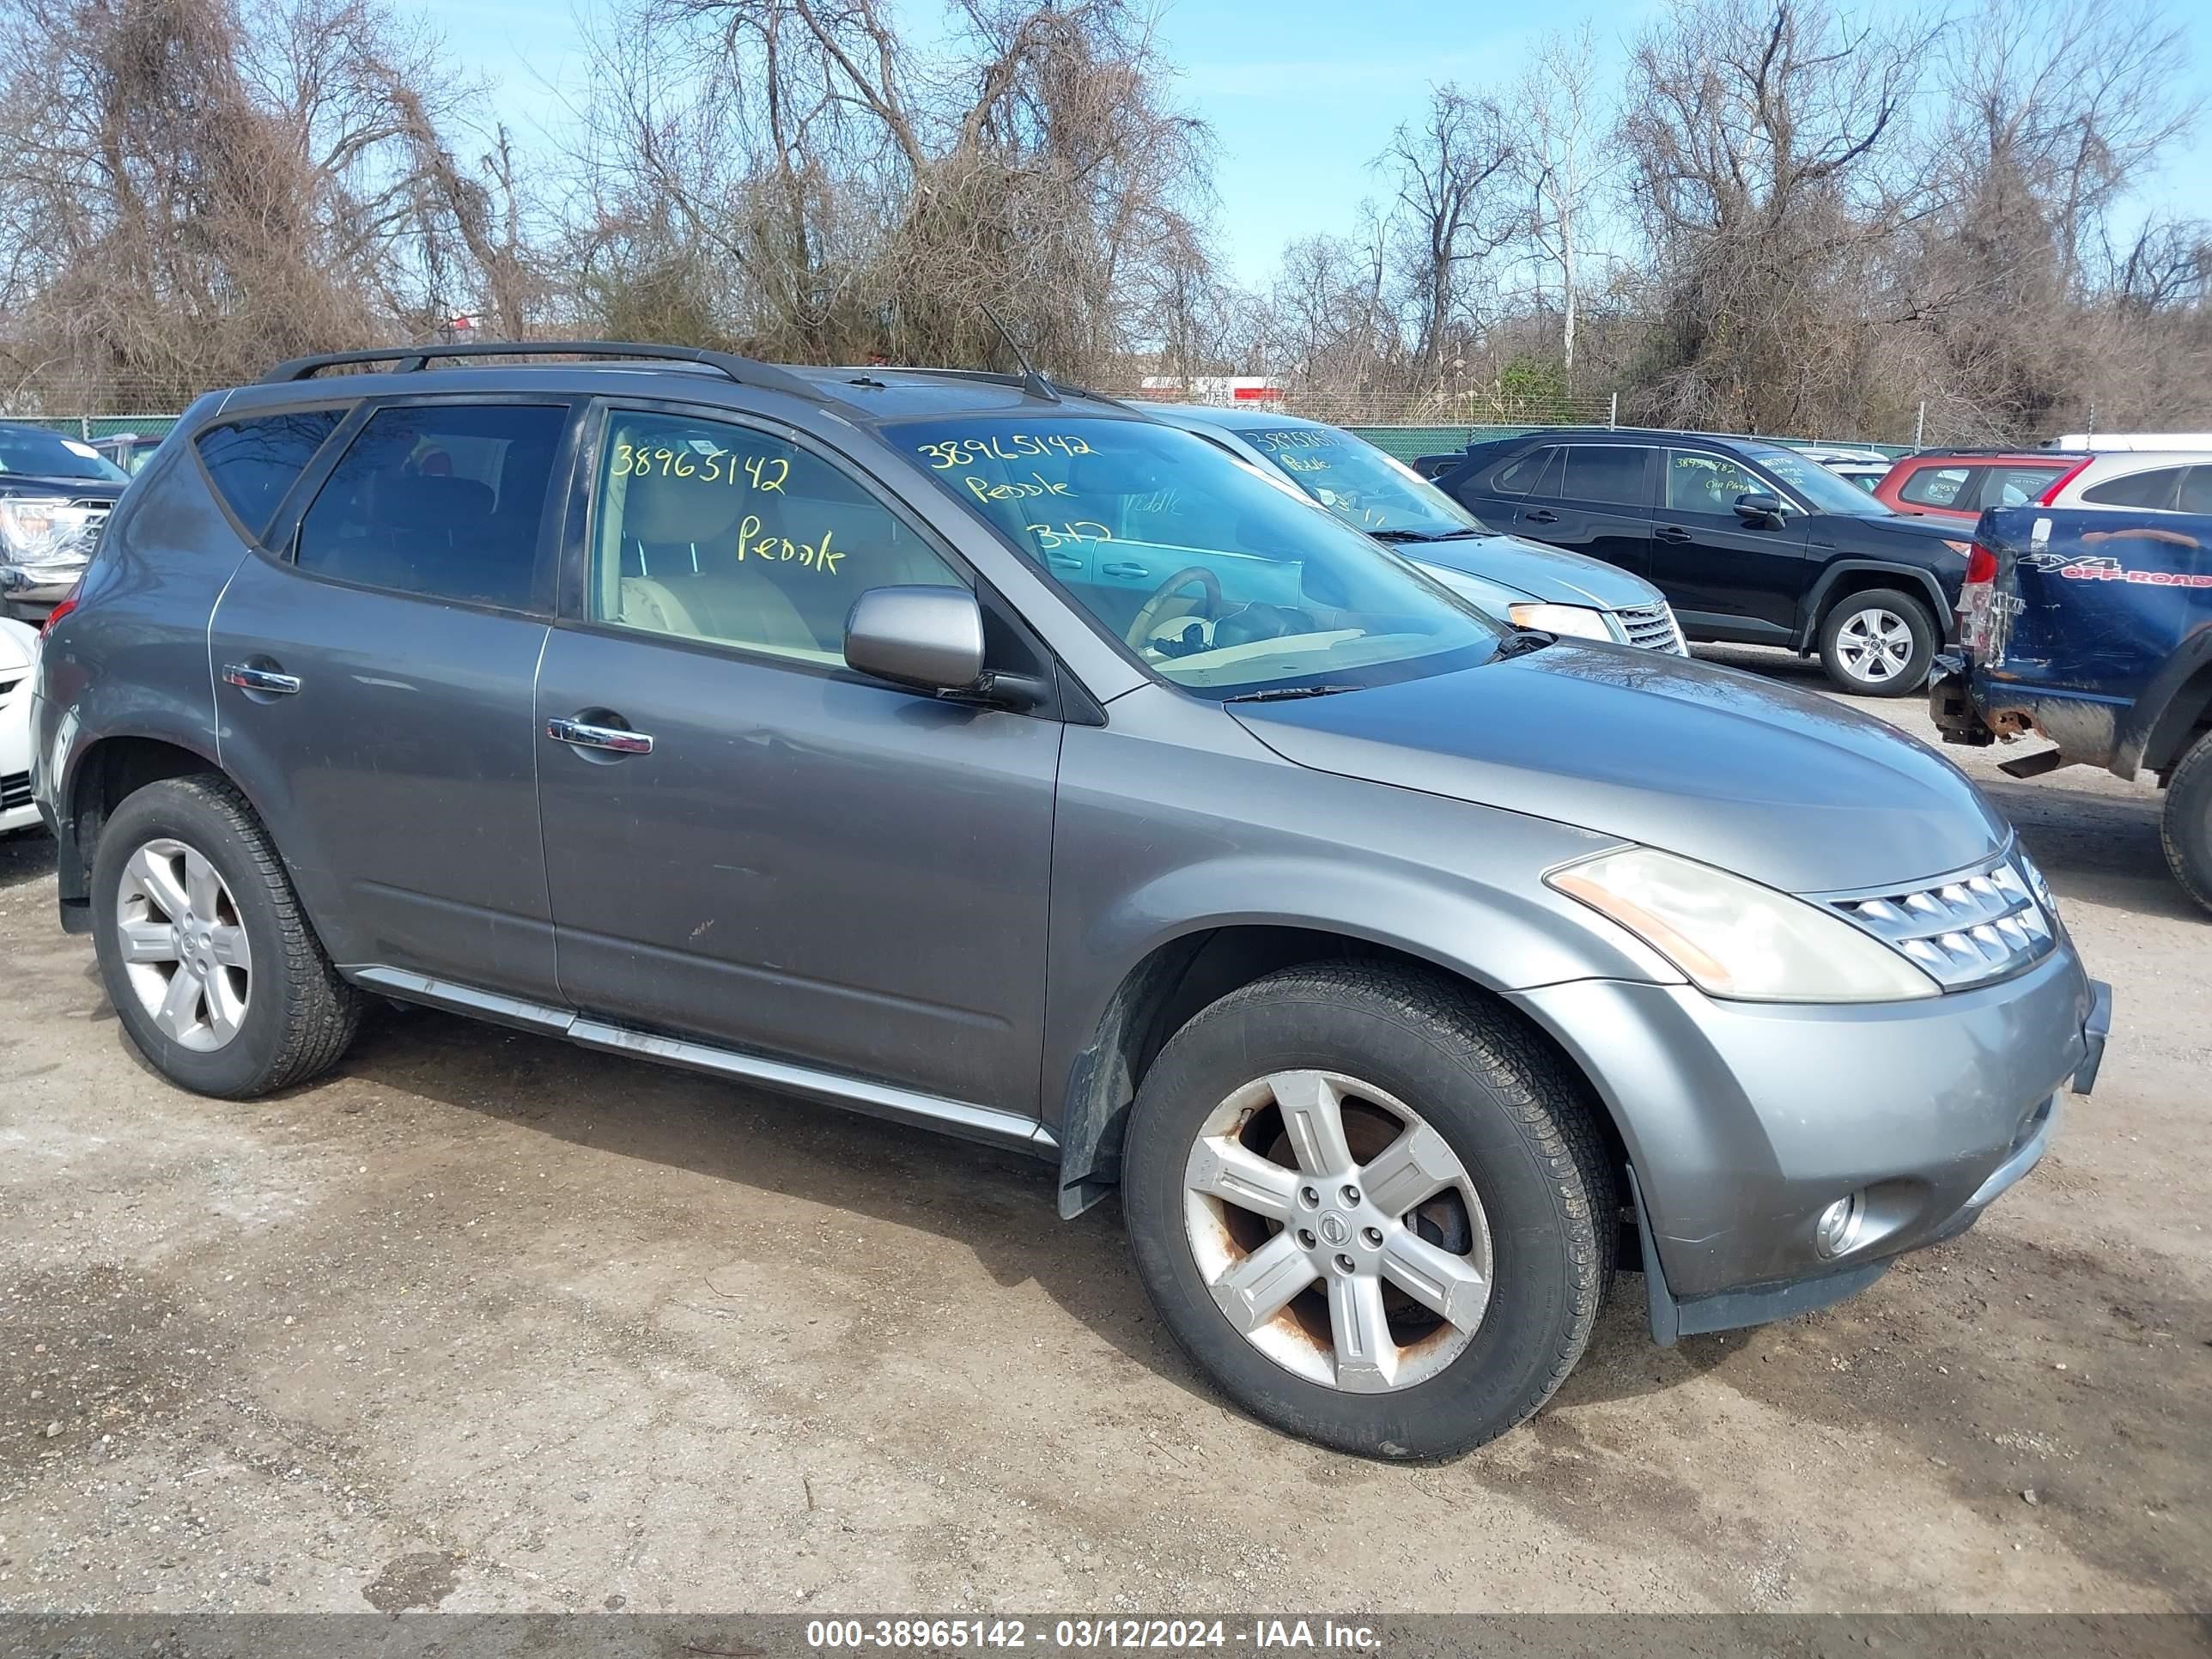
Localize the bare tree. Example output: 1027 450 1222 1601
1377 86 1516 378
556 0 1218 380
1510 25 1610 386
0 0 533 404
1618 0 1938 434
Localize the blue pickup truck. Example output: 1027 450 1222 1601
1929 504 2212 914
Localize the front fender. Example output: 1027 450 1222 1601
1040 702 1682 1211
1796 559 1958 650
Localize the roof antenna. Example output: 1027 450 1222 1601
981 301 1060 404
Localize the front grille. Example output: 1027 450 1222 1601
73 502 110 552
1 772 32 811
1827 856 2057 990
1614 601 1686 653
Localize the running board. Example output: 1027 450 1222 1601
348 967 1056 1158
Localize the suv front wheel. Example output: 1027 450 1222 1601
1818 587 1937 696
1121 963 1616 1459
90 775 361 1097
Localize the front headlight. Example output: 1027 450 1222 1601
1509 601 1616 643
1547 846 1941 1003
0 497 75 562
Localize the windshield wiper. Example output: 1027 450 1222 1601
1492 629 1553 659
1223 683 1364 703
1369 527 1485 544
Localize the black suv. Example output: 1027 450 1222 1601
0 421 131 622
1433 428 1973 694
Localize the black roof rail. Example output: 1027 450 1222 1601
850 365 1104 404
258 340 823 403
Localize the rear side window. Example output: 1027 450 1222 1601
295 403 568 611
2081 466 2184 509
195 411 346 540
2179 467 2212 515
1899 465 1974 508
1562 446 1649 506
1984 465 2064 507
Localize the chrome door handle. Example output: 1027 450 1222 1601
1101 562 1151 580
222 664 301 695
1654 526 1693 543
1524 508 1560 524
546 717 653 756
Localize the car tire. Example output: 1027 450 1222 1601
89 775 361 1098
1818 588 1936 696
1121 962 1617 1460
2159 728 2212 918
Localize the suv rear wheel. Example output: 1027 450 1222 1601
90 776 361 1097
2160 728 2212 917
1121 963 1616 1459
1818 587 1936 696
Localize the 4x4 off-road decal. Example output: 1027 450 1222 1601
2020 520 2211 587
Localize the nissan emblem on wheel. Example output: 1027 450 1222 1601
30 341 2110 1459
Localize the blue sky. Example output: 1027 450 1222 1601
436 0 2212 291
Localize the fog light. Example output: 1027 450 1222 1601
1815 1193 1865 1259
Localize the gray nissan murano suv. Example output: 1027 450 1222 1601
32 343 2111 1459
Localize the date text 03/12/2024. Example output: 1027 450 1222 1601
805 1618 1381 1651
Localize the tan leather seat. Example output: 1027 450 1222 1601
614 469 817 652
618 571 817 653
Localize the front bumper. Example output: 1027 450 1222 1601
1511 944 2108 1343
1 560 84 620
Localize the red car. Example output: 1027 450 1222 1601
1872 450 2089 522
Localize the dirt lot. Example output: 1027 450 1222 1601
1 647 2207 1617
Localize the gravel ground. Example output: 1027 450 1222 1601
0 647 2206 1616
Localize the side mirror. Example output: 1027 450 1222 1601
1735 490 1786 526
843 585 986 694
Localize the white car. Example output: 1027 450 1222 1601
2041 451 2212 514
1 617 40 835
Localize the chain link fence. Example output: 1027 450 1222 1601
4 413 182 441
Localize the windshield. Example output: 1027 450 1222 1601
1753 447 1893 516
0 427 129 483
1232 423 1489 539
892 416 1507 696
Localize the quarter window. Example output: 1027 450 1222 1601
295 404 567 610
590 410 963 664
1665 450 1765 513
1899 465 1975 508
195 410 346 540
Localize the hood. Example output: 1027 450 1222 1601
1230 645 2008 895
0 474 125 502
1405 532 1663 610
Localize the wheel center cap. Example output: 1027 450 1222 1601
1317 1212 1352 1247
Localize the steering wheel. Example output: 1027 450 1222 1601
1125 565 1224 650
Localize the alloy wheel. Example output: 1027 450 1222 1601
1182 1070 1492 1393
1835 606 1917 686
114 837 252 1052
